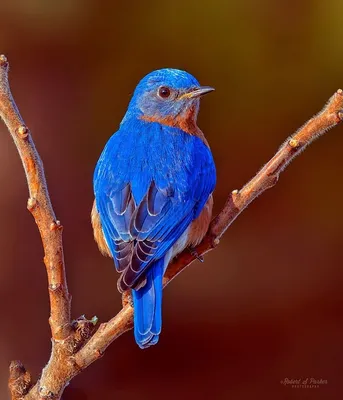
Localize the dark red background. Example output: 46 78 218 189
0 1 343 399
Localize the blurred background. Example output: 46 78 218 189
0 0 342 399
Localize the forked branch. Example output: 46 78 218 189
1 55 342 399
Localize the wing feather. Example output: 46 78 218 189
93 125 216 292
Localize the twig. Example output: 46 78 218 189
1 55 342 399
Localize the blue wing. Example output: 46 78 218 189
93 121 216 292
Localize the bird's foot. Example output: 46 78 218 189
189 246 204 262
122 290 133 308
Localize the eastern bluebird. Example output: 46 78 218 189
92 69 216 348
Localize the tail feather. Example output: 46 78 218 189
132 258 164 349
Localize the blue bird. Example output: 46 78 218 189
92 68 216 348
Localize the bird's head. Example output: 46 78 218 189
121 68 214 132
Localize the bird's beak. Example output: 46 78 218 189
179 86 215 100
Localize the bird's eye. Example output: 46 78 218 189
158 86 171 99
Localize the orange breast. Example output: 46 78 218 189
186 195 214 247
91 200 112 257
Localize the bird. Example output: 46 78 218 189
92 68 216 349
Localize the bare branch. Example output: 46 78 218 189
0 55 71 341
1 55 341 399
165 88 343 282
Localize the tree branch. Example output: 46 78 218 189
0 55 71 342
1 55 342 399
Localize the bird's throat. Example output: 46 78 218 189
140 105 202 137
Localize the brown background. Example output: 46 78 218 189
0 1 343 399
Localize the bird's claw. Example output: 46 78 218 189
189 247 204 262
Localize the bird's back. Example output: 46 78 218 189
95 119 215 207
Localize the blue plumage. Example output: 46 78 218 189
132 258 164 347
93 69 216 348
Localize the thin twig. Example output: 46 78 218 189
1 55 342 399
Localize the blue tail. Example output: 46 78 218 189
132 258 164 349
